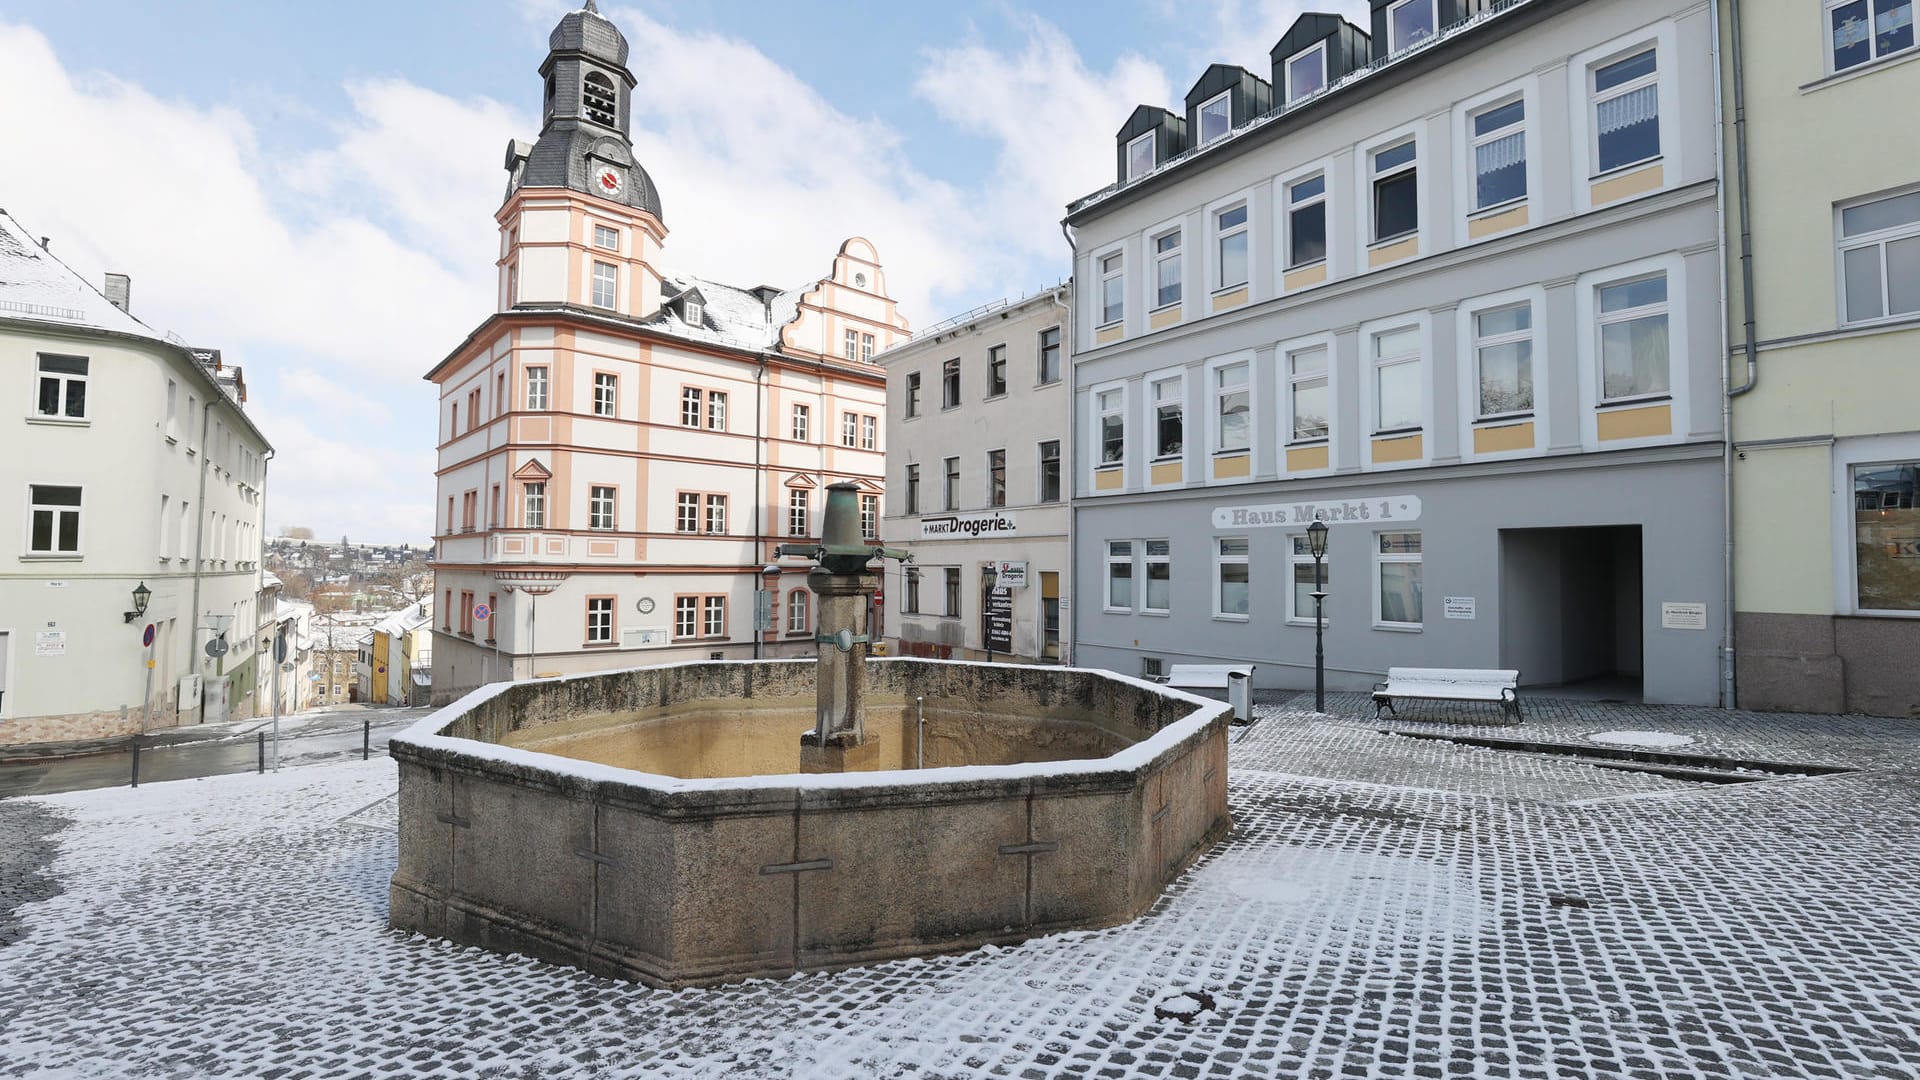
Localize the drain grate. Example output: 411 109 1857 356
1379 729 1857 785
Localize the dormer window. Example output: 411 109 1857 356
1387 0 1437 53
582 71 618 126
1285 42 1327 102
1126 131 1156 180
685 299 704 325
1198 92 1231 145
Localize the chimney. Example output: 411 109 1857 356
104 273 131 313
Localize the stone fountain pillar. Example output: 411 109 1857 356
775 482 911 774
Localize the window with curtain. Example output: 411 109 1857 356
1593 50 1659 174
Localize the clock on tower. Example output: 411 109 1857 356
593 165 625 198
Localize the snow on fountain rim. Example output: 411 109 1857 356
391 656 1227 794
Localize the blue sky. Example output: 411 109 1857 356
1 0 1365 542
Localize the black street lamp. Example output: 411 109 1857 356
982 563 999 664
124 581 152 624
1307 520 1329 714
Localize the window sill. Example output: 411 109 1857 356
20 553 82 562
1372 623 1423 634
1839 312 1920 333
1597 395 1671 411
1368 232 1417 250
582 641 617 649
25 415 89 427
1209 284 1248 297
1286 618 1329 629
1588 156 1662 183
1468 197 1526 219
1474 412 1535 425
1801 46 1920 93
1094 320 1123 332
1212 614 1250 623
1140 609 1171 618
1287 437 1331 448
1102 608 1133 616
983 393 1008 402
1212 447 1251 457
1373 427 1422 438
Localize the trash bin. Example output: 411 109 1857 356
1227 669 1251 725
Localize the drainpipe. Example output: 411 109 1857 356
258 450 274 593
1048 280 1073 665
1718 0 1756 708
187 394 217 713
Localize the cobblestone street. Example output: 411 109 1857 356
1 698 1916 1079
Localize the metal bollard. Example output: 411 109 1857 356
130 738 141 788
363 719 371 761
257 731 266 774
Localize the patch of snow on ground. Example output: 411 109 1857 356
1589 730 1695 748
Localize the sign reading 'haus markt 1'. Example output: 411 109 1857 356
1211 495 1422 530
920 512 1018 539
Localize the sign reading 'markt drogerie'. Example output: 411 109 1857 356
1211 495 1422 530
920 512 1018 539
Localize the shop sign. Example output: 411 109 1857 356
1211 495 1421 530
1660 602 1708 631
993 561 1029 589
35 630 66 656
985 589 1014 653
1443 597 1476 620
921 512 1018 539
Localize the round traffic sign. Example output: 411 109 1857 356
142 624 155 647
473 603 492 622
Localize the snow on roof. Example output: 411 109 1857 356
0 210 158 339
261 571 284 590
651 272 789 352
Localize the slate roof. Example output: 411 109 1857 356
652 272 807 352
0 210 159 339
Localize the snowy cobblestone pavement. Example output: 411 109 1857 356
2 701 1918 1079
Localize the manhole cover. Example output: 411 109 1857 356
1154 990 1216 1023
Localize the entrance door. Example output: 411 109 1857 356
1040 572 1061 660
1499 526 1643 698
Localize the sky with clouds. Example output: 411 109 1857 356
0 0 1365 544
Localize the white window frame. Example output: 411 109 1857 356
791 403 809 442
1281 168 1330 273
1039 440 1062 503
860 333 875 362
526 366 549 411
842 411 859 448
1126 130 1156 181
1038 325 1063 384
905 372 922 417
844 328 860 360
593 373 617 417
685 299 703 324
591 260 618 310
987 448 1007 508
788 488 810 537
592 224 619 250
1574 253 1690 452
1568 26 1678 212
1285 341 1332 449
1091 381 1127 483
1452 79 1540 240
1148 370 1184 467
1836 187 1920 327
25 484 83 556
1387 0 1438 53
859 493 879 539
1098 250 1125 328
1105 540 1135 613
680 386 702 427
1213 200 1250 293
1826 0 1919 74
1371 326 1424 436
523 481 546 528
1368 138 1420 246
34 355 88 420
1831 432 1920 617
1372 530 1424 630
702 596 726 638
987 344 1009 397
1589 47 1661 177
787 589 811 635
1594 272 1671 406
1151 228 1182 312
1284 42 1328 104
588 485 616 531
1455 285 1549 461
1209 354 1252 461
704 493 728 534
674 597 698 639
1288 533 1328 627
1471 302 1536 421
942 358 961 409
943 456 960 511
707 390 727 431
1468 95 1527 214
1141 539 1172 615
861 415 877 450
1197 90 1232 146
1213 536 1250 621
675 492 700 533
586 597 614 644
1358 312 1432 470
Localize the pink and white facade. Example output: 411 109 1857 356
426 3 909 701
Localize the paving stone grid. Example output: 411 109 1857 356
1 699 1918 1079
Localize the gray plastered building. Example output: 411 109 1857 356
1065 0 1728 705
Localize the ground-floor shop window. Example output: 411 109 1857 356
1375 531 1423 628
1215 537 1249 618
1855 461 1920 612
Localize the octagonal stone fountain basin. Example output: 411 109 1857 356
388 657 1231 989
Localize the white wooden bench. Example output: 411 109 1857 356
1163 664 1254 692
1371 667 1521 723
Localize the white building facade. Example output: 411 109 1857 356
879 287 1073 663
0 211 272 745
